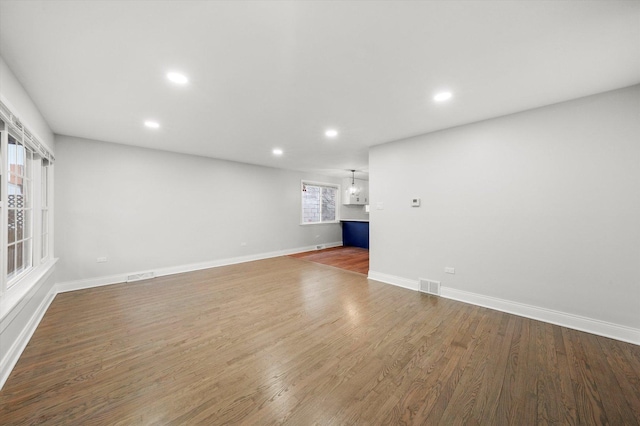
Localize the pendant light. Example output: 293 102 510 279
349 170 358 195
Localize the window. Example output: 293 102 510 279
7 134 33 284
0 105 54 301
301 181 339 224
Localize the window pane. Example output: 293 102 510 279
16 210 24 241
8 209 16 244
16 142 25 169
8 135 17 170
302 185 321 223
42 165 48 206
15 241 24 272
321 187 336 222
7 244 16 275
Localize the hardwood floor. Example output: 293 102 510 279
289 246 369 275
1 256 639 424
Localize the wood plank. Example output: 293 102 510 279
289 246 369 275
1 256 638 424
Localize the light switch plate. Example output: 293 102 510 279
411 198 421 207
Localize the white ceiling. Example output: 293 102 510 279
1 1 639 178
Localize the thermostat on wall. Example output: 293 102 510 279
411 198 421 207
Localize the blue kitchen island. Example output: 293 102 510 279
341 220 369 249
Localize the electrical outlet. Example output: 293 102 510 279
97 257 107 263
445 267 455 274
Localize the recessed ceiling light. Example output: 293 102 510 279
144 120 160 129
167 72 188 85
325 129 338 138
272 148 283 156
433 91 453 102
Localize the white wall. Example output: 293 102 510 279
0 56 54 151
54 135 343 284
369 85 640 333
341 204 369 221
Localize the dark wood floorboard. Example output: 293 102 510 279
1 256 639 425
289 246 369 275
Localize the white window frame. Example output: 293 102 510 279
40 159 51 262
300 180 340 225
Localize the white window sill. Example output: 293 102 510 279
0 257 58 323
300 221 341 226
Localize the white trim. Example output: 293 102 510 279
0 258 58 325
57 242 343 293
0 128 6 300
0 263 56 390
440 287 640 346
367 271 419 292
367 270 640 346
55 273 128 294
301 180 340 188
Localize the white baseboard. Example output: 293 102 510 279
56 242 344 293
0 268 57 390
367 270 640 346
367 271 419 291
440 287 640 345
56 273 128 293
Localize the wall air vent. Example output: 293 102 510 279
419 278 441 296
126 271 155 283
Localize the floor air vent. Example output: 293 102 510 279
419 279 441 296
126 272 155 283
